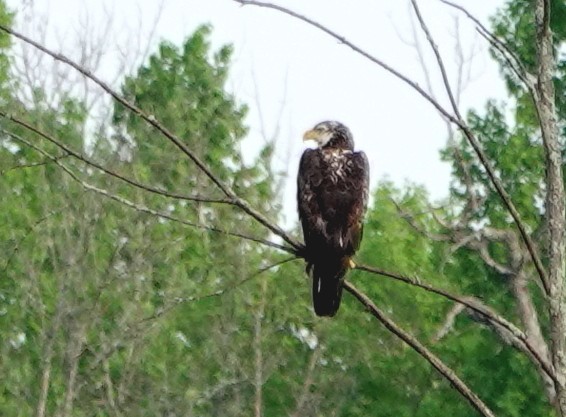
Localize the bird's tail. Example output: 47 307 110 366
308 257 350 317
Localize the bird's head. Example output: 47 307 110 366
303 120 354 150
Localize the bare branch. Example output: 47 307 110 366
0 23 300 251
8 130 290 254
433 302 465 342
1 154 70 174
410 0 460 119
85 256 298 371
405 7 482 215
409 0 548 293
2 205 69 273
390 197 451 242
344 281 496 417
355 263 557 384
0 112 232 205
439 0 534 90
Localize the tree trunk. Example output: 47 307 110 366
534 0 566 414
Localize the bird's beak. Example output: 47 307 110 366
303 129 320 142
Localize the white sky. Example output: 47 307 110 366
9 0 508 225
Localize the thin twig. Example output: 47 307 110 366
2 206 69 272
140 255 298 323
1 154 70 174
344 280 496 417
439 0 532 88
85 256 298 370
410 0 460 120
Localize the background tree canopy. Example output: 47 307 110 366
0 0 564 416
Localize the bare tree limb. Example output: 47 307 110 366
393 191 555 396
7 130 290 254
439 0 534 90
403 11 482 217
2 205 69 273
0 23 300 251
1 154 70 174
410 0 460 120
409 0 548 294
432 302 466 342
0 112 233 205
355 263 557 385
140 256 298 325
344 280 496 417
84 256 298 373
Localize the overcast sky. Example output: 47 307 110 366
9 0 508 224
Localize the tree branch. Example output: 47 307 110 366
0 112 232 205
85 256 297 371
439 0 534 90
344 280 496 417
410 0 460 119
0 23 300 251
7 130 290 254
139 256 296 324
355 263 557 385
409 0 549 294
432 302 466 342
1 154 70 174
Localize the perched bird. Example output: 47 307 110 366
297 121 370 316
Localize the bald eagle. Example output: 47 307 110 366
298 121 369 317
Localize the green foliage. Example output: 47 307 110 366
113 24 247 188
491 0 566 132
0 1 561 416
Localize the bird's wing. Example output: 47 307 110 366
344 150 370 253
297 148 326 250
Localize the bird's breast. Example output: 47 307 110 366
322 149 352 184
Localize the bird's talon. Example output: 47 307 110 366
349 259 357 269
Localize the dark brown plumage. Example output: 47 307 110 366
297 121 369 316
